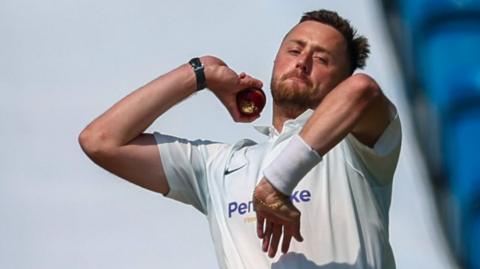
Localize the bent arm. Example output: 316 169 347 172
253 74 396 257
78 62 198 195
300 73 394 155
78 56 263 195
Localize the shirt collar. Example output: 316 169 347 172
253 109 314 138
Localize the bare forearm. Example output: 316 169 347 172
81 63 196 147
78 56 262 195
300 74 390 155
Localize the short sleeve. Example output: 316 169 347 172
345 112 402 185
153 132 228 214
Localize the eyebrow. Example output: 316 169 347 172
287 39 332 56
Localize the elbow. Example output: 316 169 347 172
78 127 112 160
347 73 382 104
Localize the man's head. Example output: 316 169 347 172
271 9 370 110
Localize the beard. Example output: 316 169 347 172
270 71 322 110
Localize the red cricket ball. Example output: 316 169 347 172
236 88 266 117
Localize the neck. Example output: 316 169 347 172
272 102 307 132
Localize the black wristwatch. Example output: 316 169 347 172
189 57 207 91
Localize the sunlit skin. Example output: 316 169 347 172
253 20 392 258
79 15 392 263
253 21 356 258
270 20 351 127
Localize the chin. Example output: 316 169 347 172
271 75 328 109
272 91 311 109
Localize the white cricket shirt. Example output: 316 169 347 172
154 109 401 269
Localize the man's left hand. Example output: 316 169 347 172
253 178 303 258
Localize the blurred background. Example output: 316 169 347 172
379 0 480 268
0 0 478 268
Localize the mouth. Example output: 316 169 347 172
284 74 311 87
288 76 307 83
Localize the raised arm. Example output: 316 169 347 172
300 73 393 153
253 74 395 257
78 56 262 195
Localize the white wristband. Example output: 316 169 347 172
263 134 322 195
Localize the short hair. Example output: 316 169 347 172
300 10 370 74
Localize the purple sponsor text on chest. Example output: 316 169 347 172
228 189 311 218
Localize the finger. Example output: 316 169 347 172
238 72 246 79
262 221 273 252
256 213 265 239
292 221 304 242
224 98 243 122
268 224 283 258
239 74 263 89
223 95 253 123
281 232 293 254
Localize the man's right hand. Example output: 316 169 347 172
79 55 265 196
201 55 264 123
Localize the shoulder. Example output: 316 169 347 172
342 113 402 185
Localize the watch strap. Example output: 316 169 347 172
189 57 207 91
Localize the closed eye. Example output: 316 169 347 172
288 49 301 55
314 56 328 65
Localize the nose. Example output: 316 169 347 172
295 53 311 74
